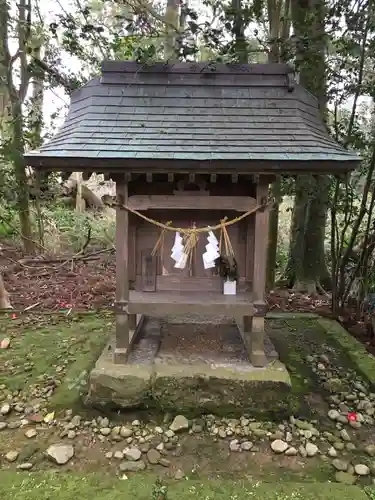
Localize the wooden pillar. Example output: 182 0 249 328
245 176 269 367
114 176 130 364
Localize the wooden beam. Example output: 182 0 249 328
128 290 256 316
253 179 269 300
247 176 270 367
128 195 258 212
114 177 130 364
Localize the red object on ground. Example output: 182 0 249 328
11 313 17 319
347 411 358 422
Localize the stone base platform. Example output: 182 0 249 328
86 316 293 419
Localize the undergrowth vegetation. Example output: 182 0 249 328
0 202 116 254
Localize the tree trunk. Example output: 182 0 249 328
11 99 34 254
285 0 329 293
266 177 282 289
164 0 180 62
0 273 11 309
265 0 291 289
232 0 248 63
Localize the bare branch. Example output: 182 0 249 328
32 58 76 93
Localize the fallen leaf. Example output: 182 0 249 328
44 411 55 423
0 338 10 349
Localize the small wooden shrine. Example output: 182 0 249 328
25 61 359 369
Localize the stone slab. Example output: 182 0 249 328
85 342 153 409
152 359 292 418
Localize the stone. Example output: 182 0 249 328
328 447 338 458
349 420 362 429
119 460 146 472
174 469 184 480
229 440 241 452
155 426 163 435
354 382 367 393
105 452 113 459
294 420 313 431
271 440 288 454
159 458 170 467
147 449 160 464
120 427 133 438
241 441 253 451
305 443 318 457
86 362 152 409
0 338 10 349
249 422 261 431
285 447 298 456
17 463 33 470
340 429 351 442
328 409 340 421
70 415 81 428
165 429 175 438
100 427 111 436
324 378 346 393
114 451 124 460
335 471 356 485
332 459 348 471
299 445 307 458
46 443 75 465
169 415 189 432
0 422 7 431
124 447 141 461
354 464 370 476
218 429 227 439
5 450 19 462
320 354 330 364
333 441 345 451
25 429 37 439
67 430 76 439
100 417 110 428
365 444 375 457
0 403 11 415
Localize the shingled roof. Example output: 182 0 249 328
25 61 360 173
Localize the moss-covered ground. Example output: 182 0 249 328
0 312 375 499
0 471 370 500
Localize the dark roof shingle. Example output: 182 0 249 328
25 61 360 172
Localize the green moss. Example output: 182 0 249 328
317 318 375 387
0 314 111 409
0 472 368 500
267 318 319 418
